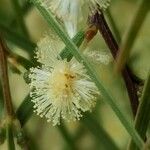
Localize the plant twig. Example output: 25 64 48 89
0 38 14 117
128 72 150 150
6 121 15 150
90 10 139 116
0 37 32 150
105 9 121 44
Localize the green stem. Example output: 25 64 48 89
31 2 144 148
116 0 150 72
60 31 85 60
58 122 77 150
6 121 15 150
16 94 33 127
129 72 150 150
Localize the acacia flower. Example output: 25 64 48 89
29 33 99 125
35 0 111 37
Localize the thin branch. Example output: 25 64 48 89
90 11 139 116
128 72 150 150
0 38 14 117
6 122 15 150
105 9 121 44
0 38 31 150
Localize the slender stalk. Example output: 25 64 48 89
0 83 4 118
115 0 150 72
16 94 33 127
10 0 29 37
31 2 144 148
58 122 77 150
105 9 121 43
0 38 14 117
91 11 139 116
13 119 30 150
6 48 34 70
128 72 150 150
0 38 32 150
6 121 15 150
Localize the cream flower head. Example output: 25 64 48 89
29 33 99 125
35 0 111 37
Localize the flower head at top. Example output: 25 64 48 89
29 33 99 125
36 0 111 37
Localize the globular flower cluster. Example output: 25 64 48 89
29 34 99 125
36 0 111 37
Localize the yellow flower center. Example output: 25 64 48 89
50 62 76 99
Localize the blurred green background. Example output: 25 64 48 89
0 0 150 149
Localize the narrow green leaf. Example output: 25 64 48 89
129 72 150 150
116 0 150 71
60 31 85 60
31 2 144 149
16 94 33 127
8 50 34 70
6 123 15 150
14 54 34 70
